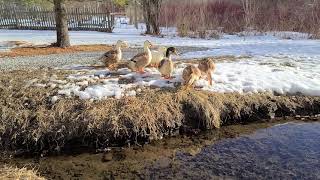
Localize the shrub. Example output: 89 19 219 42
160 0 320 38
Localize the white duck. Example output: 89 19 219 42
150 46 167 67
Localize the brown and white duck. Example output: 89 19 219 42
158 47 178 79
100 40 128 69
182 65 202 88
198 58 216 86
128 40 153 73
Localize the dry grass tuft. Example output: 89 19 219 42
0 45 112 58
177 90 222 129
0 165 45 180
0 70 320 153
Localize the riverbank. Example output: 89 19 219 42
1 69 319 154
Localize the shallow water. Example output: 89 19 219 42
3 120 320 179
146 122 320 179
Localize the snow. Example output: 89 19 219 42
50 55 320 100
204 57 320 96
51 96 59 104
1 22 320 98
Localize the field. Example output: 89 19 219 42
1 21 320 178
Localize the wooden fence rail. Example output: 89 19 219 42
0 5 115 32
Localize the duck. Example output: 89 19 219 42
158 47 178 79
198 58 216 86
100 40 128 69
150 46 167 67
182 65 202 88
128 40 153 73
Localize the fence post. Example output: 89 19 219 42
12 5 19 29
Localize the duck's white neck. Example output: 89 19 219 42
116 44 122 60
116 44 122 51
144 45 151 58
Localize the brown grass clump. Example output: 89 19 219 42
0 45 112 58
0 70 320 153
0 166 45 180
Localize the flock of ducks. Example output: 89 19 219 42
100 40 216 88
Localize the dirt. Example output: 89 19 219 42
0 45 210 59
0 45 112 58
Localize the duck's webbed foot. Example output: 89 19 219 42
138 68 146 74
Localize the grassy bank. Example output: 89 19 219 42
0 70 320 154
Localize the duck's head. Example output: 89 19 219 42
199 58 215 72
166 47 178 57
205 58 215 67
117 40 129 48
144 40 153 48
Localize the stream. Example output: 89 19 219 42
2 119 320 180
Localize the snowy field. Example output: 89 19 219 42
48 57 319 102
1 24 320 99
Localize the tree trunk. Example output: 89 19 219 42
134 0 138 29
142 0 152 34
150 0 161 35
141 0 161 35
54 0 70 48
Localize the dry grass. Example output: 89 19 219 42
0 165 45 180
0 70 319 153
0 45 112 58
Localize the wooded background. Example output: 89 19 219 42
0 0 319 47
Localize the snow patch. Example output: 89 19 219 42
53 56 320 100
51 96 59 104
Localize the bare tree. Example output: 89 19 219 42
54 0 70 47
149 0 161 35
142 0 152 34
141 0 162 35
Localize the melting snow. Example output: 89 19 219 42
51 55 320 100
2 22 320 99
